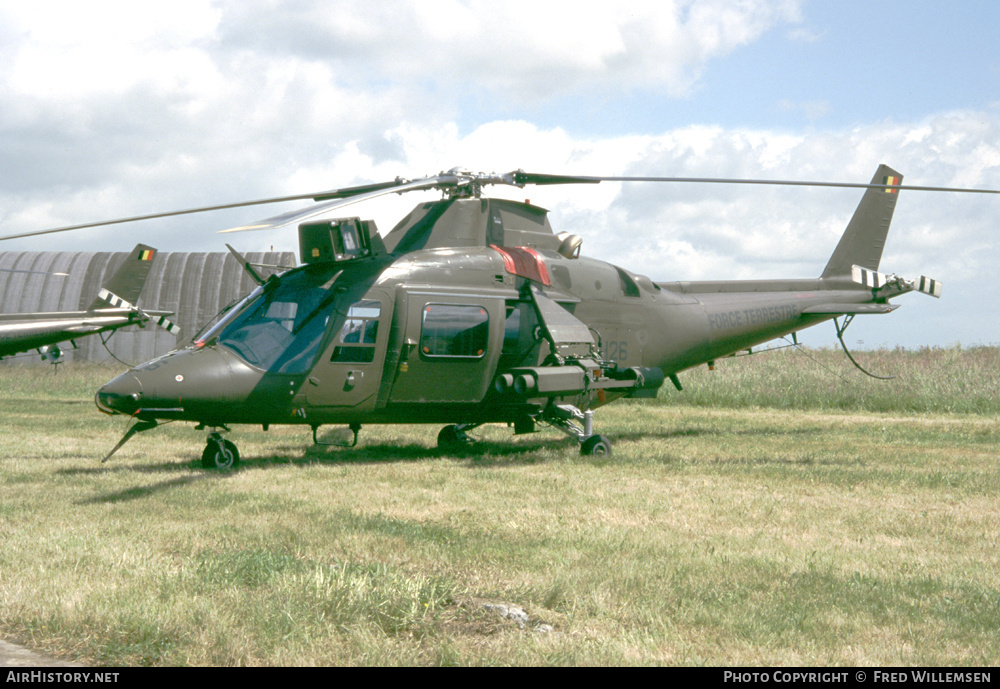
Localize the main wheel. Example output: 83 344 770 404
580 435 612 456
202 438 240 469
437 424 473 450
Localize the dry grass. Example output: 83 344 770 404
1 351 998 666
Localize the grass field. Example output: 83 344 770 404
1 347 998 666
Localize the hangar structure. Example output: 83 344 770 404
0 249 296 365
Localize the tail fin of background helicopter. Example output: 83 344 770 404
820 164 903 279
87 244 157 311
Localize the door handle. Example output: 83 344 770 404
344 370 361 391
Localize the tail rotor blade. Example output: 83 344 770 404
97 289 180 335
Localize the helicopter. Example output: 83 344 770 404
0 244 178 364
2 164 987 468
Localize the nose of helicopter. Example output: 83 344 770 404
95 371 143 415
96 348 220 417
94 346 273 421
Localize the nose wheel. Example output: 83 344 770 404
579 434 612 456
202 432 240 470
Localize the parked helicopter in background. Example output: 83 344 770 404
3 165 986 467
0 244 178 364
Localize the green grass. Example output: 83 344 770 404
674 344 1000 414
0 349 998 666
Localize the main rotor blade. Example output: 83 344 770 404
5 167 997 243
0 180 411 242
509 171 602 186
218 174 467 233
511 171 1000 194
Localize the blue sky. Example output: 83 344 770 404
462 2 1000 134
694 2 1000 129
1 0 998 349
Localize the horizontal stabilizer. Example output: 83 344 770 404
802 303 898 315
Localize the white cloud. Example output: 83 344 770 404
76 0 802 106
5 1 222 99
1 1 998 347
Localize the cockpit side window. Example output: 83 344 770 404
330 300 381 363
615 266 641 298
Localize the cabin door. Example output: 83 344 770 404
305 296 389 409
388 293 504 404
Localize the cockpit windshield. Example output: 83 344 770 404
198 268 342 373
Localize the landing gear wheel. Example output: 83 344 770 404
437 424 473 450
202 437 240 470
580 435 612 456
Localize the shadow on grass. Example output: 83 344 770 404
76 473 223 504
598 423 825 445
288 436 567 466
56 435 569 506
0 395 95 407
56 457 207 476
59 421 843 506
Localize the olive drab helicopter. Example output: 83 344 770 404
0 244 179 364
3 165 994 468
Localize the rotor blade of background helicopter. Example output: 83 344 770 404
0 268 68 276
509 171 1000 194
0 179 415 242
218 174 468 233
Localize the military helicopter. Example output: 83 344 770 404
0 244 178 364
3 164 990 467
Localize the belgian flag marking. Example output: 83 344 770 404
882 175 900 194
139 249 155 261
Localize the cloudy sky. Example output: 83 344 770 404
1 0 998 349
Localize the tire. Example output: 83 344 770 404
437 424 460 449
202 438 240 470
580 435 612 456
437 424 473 450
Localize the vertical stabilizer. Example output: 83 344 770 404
821 164 902 278
88 244 157 310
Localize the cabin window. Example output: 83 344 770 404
330 300 381 363
616 267 641 298
420 303 489 358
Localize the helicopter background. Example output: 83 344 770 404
0 1 997 350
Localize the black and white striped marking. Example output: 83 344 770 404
98 288 181 334
851 265 941 298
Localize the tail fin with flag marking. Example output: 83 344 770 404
88 244 157 311
821 164 902 278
